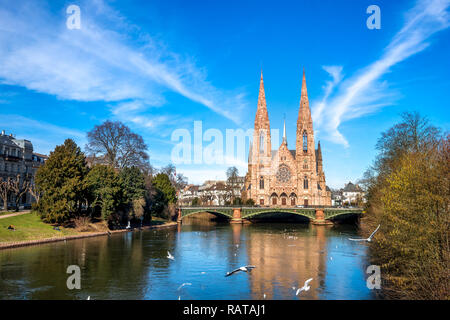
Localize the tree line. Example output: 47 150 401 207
1 120 188 229
359 112 449 299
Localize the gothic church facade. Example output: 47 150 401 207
245 71 332 207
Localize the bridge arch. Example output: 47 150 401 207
241 208 316 220
180 208 234 220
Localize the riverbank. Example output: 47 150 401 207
0 213 177 250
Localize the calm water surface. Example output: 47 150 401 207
0 221 375 300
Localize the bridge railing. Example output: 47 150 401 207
179 205 363 210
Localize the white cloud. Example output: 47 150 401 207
0 0 248 124
312 0 450 147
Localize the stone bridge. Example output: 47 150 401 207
177 206 364 225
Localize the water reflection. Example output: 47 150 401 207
0 219 374 300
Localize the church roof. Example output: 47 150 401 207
271 149 296 160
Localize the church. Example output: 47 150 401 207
244 70 332 207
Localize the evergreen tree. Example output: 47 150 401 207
35 139 88 223
119 166 146 204
85 164 122 223
151 173 177 218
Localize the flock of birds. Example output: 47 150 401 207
86 224 381 300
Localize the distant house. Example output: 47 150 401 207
331 189 343 206
341 182 365 205
178 177 245 206
179 185 200 206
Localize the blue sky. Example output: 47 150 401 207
0 0 449 188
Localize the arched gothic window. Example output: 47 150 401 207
259 131 265 154
259 176 264 189
303 175 309 189
303 131 308 152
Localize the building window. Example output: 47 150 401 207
259 131 265 154
259 176 264 189
291 198 296 206
304 176 309 189
260 198 264 205
303 131 307 152
281 197 286 205
272 197 277 205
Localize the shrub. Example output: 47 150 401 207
74 216 91 232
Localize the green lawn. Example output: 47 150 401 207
0 213 79 244
0 211 16 216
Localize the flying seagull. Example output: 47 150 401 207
225 265 256 277
349 225 380 242
296 278 313 295
167 251 174 260
177 283 192 291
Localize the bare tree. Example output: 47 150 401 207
201 189 214 206
9 174 31 211
28 181 42 204
0 177 10 211
160 164 188 191
226 166 240 202
86 120 149 169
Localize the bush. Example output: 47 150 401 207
74 216 92 232
132 198 145 220
245 199 255 206
361 113 449 299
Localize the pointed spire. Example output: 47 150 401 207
255 69 270 127
298 68 312 124
301 68 307 97
317 141 322 161
282 115 287 144
258 69 266 108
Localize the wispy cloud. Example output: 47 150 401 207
312 0 450 147
0 0 248 124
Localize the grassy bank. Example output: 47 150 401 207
0 213 79 243
0 213 173 245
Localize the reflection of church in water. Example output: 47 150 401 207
245 70 332 207
230 223 329 299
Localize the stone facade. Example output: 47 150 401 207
0 130 47 209
245 71 331 207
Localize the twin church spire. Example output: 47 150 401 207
254 69 313 153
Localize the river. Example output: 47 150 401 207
0 220 375 300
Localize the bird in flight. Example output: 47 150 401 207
349 225 380 242
167 251 175 260
296 278 313 295
225 265 256 277
177 283 192 291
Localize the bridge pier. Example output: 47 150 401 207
230 208 242 224
177 208 182 224
311 209 333 225
230 208 251 224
